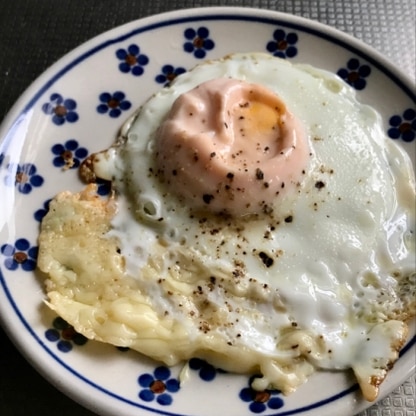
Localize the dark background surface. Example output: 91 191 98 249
0 1 415 415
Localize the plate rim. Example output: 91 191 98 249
0 5 415 136
0 6 415 416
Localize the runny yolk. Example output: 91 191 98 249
239 101 280 138
229 99 284 160
155 78 309 216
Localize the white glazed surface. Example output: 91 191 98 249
0 7 414 416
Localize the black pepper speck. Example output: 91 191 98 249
259 251 274 268
202 194 214 204
255 168 264 180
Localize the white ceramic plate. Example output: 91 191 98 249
0 7 414 416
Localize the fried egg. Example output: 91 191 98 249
37 53 415 401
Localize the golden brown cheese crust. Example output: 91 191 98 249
352 321 408 402
37 185 413 401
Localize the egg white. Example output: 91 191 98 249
43 53 415 399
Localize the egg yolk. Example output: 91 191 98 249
155 78 309 216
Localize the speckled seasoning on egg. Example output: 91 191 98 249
37 53 415 402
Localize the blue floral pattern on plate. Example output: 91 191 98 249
266 29 298 58
1 238 38 271
183 27 215 58
116 44 149 76
239 376 285 414
337 58 371 90
51 139 88 169
42 93 79 125
34 199 52 222
138 366 180 406
45 317 88 352
388 108 416 142
4 163 44 194
0 11 414 416
95 177 112 196
188 357 223 381
97 91 132 118
155 64 187 86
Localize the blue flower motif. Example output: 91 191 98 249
4 163 44 194
188 357 223 381
155 64 186 86
337 58 371 90
1 238 38 271
266 29 298 58
96 178 112 196
388 108 416 142
0 153 5 167
138 366 180 406
42 93 79 125
45 316 88 353
183 27 215 59
116 44 149 76
239 375 284 413
34 198 52 222
97 91 132 118
51 139 88 170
